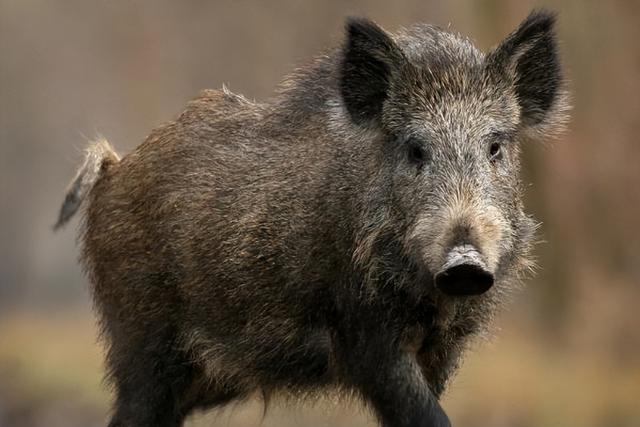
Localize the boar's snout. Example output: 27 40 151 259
434 245 494 296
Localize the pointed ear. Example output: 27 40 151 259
340 18 406 126
486 10 569 135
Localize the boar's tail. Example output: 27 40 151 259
54 138 120 231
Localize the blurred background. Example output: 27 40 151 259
1 0 639 426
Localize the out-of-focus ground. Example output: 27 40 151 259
2 308 640 427
1 1 639 426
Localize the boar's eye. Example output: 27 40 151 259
489 141 502 162
488 132 507 163
406 138 426 168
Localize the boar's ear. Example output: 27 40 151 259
486 9 568 135
340 18 405 126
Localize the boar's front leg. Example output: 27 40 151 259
336 306 451 427
361 352 451 427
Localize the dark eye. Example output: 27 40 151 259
406 138 426 166
489 141 502 162
409 145 425 163
488 131 510 162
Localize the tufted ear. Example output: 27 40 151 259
340 18 406 127
486 9 569 135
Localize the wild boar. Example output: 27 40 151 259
56 9 567 427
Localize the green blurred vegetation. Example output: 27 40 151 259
1 0 639 426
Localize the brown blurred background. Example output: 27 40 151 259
1 1 639 426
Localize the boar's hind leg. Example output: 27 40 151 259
105 333 194 427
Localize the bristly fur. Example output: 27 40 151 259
485 9 570 139
54 138 119 230
57 9 568 427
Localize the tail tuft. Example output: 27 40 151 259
54 138 120 231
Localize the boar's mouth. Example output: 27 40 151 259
434 245 494 296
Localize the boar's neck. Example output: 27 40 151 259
254 53 384 281
266 52 342 133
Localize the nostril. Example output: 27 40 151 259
435 263 494 296
434 245 494 296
